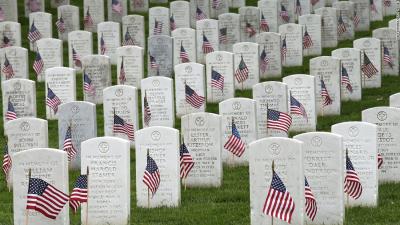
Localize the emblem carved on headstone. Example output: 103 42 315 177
152 79 160 87
269 143 280 155
71 105 80 114
20 122 30 132
311 136 322 147
98 142 109 153
195 116 205 126
185 65 192 73
377 111 387 121
151 131 161 141
115 88 124 97
265 85 273 94
348 126 359 137
232 101 241 110
295 78 302 85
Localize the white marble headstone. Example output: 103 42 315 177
149 7 170 36
190 0 210 28
36 38 63 82
239 6 260 42
122 15 145 49
0 21 21 48
196 19 219 64
279 23 303 67
369 0 383 21
97 21 121 65
332 1 355 41
314 7 338 48
24 0 45 17
107 0 127 23
68 31 93 72
298 14 322 56
258 0 279 33
233 42 260 90
0 47 28 81
129 0 148 12
170 1 190 29
372 28 398 76
0 0 18 22
28 12 52 51
171 28 197 65
218 13 240 52
57 5 79 41
82 55 112 104
256 32 282 79
83 0 105 32
116 46 144 87
350 0 370 32
148 35 173 77
389 93 400 108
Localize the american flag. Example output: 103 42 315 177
28 21 42 43
149 54 158 69
235 55 249 83
72 47 82 68
170 14 177 31
361 52 378 78
55 16 65 33
28 0 41 12
337 13 347 35
143 91 151 127
211 68 224 91
2 143 11 179
383 46 394 68
0 7 5 21
260 13 269 32
84 7 94 29
33 50 44 77
69 175 88 213
26 177 69 220
262 169 295 224
112 0 123 15
303 27 313 49
370 0 378 13
119 58 126 84
83 71 95 94
245 22 257 37
153 19 163 35
281 37 287 62
290 94 307 120
113 113 135 140
384 0 391 6
143 151 161 197
267 109 292 133
295 0 302 16
212 0 222 9
6 97 17 121
353 11 360 28
219 27 228 44
46 86 62 114
100 33 106 55
180 42 190 63
63 126 77 161
305 176 317 221
122 30 135 46
224 118 246 157
320 78 333 106
311 0 319 6
2 35 11 48
196 6 207 21
341 64 353 93
202 33 214 54
185 83 205 109
344 152 363 199
260 48 269 73
280 4 290 23
2 54 14 79
180 142 195 179
378 153 383 169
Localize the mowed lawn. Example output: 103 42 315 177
0 0 400 224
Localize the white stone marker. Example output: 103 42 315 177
97 21 121 65
122 15 145 49
29 12 52 51
258 0 279 33
369 0 383 21
68 31 93 72
172 28 197 65
116 46 144 87
24 0 45 17
107 0 127 23
389 93 400 108
0 46 28 81
82 55 112 104
149 7 170 36
190 0 210 28
372 28 399 76
298 14 322 57
233 42 259 90
218 13 240 52
256 32 282 79
333 1 355 41
0 21 21 48
130 0 148 12
196 19 219 64
83 0 105 33
314 7 338 48
36 38 63 82
279 23 303 67
148 35 173 77
350 0 370 32
170 1 190 29
0 0 18 22
239 6 260 42
57 5 80 41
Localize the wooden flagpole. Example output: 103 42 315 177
25 168 32 225
85 166 90 225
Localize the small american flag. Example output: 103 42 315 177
2 143 11 179
281 37 287 62
341 64 353 93
122 30 135 46
55 16 66 33
303 27 313 49
33 50 44 77
280 4 290 23
143 91 151 127
320 78 333 106
113 113 135 140
119 58 126 84
170 14 177 31
180 142 195 179
262 169 295 224
202 33 214 54
260 13 269 32
28 21 42 43
2 35 11 48
84 7 94 29
2 54 14 79
337 13 347 35
185 83 205 109
83 71 96 94
28 0 41 12
69 175 88 213
219 27 228 44
260 47 269 73
143 151 161 197
383 45 394 68
72 47 82 68
149 54 158 69
353 11 360 28
267 108 292 133
378 153 383 169
180 42 190 63
196 6 207 21
295 0 302 16
46 86 62 113
305 176 317 221
311 0 319 6
224 118 246 157
344 152 363 199
370 0 378 13
153 19 163 35
290 94 307 120
26 177 69 220
235 55 249 83
384 0 391 7
112 0 123 15
211 68 224 91
100 33 106 55
6 97 17 121
212 0 222 9
63 126 77 161
0 7 5 21
245 22 257 38
361 52 378 78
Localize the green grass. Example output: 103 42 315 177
0 0 399 224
